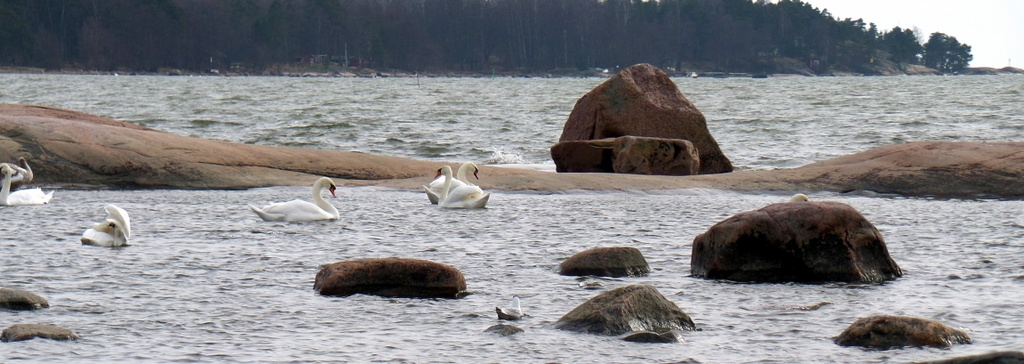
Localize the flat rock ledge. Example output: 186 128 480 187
313 258 467 299
1 324 79 342
559 246 651 277
3 103 1024 198
0 288 49 310
834 315 972 349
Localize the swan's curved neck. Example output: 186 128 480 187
312 178 339 217
1 167 11 204
440 167 454 202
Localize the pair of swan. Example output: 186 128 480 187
432 165 489 208
249 177 340 222
81 205 132 247
424 162 480 204
1 163 52 206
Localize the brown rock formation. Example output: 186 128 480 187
612 136 700 175
834 315 972 349
691 201 902 283
1 323 79 342
0 288 49 310
313 257 467 299
559 246 651 277
3 103 1024 199
555 63 732 174
555 284 697 335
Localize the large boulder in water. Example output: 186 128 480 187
0 288 49 310
554 63 731 175
559 246 651 277
691 201 902 283
555 284 697 335
313 257 467 299
918 351 1024 364
1 324 79 342
834 315 972 349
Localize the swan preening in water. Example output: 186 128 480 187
424 162 480 204
249 177 340 222
496 296 524 320
436 165 489 209
1 157 33 190
1 163 52 206
789 193 810 202
81 205 132 247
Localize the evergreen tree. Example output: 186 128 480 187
923 32 972 73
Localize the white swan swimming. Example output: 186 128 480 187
81 205 132 247
437 165 489 209
249 177 340 222
0 157 33 190
495 296 524 320
789 193 810 202
424 162 479 204
1 164 52 206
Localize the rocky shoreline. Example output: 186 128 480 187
2 103 1023 198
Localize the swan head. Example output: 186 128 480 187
438 165 454 178
328 183 337 198
0 164 11 176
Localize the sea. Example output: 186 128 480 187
1 73 1022 363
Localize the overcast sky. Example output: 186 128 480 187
804 0 1023 68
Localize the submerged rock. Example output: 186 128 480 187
621 330 678 343
555 284 697 335
834 315 972 349
313 258 467 299
0 288 49 310
691 201 902 283
484 324 524 337
1 324 79 342
917 350 1024 364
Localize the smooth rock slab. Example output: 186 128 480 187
0 288 49 310
313 258 467 299
1 324 79 342
834 315 972 349
559 246 650 277
555 284 696 335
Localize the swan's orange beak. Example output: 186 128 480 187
473 167 480 180
329 184 337 198
434 168 443 179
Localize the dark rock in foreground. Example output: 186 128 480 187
1 324 79 342
555 284 696 335
559 246 651 277
834 315 971 349
691 201 902 283
0 288 49 310
555 63 732 174
314 258 467 299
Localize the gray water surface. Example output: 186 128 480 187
2 74 1023 363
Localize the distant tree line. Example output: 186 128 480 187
0 0 973 74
